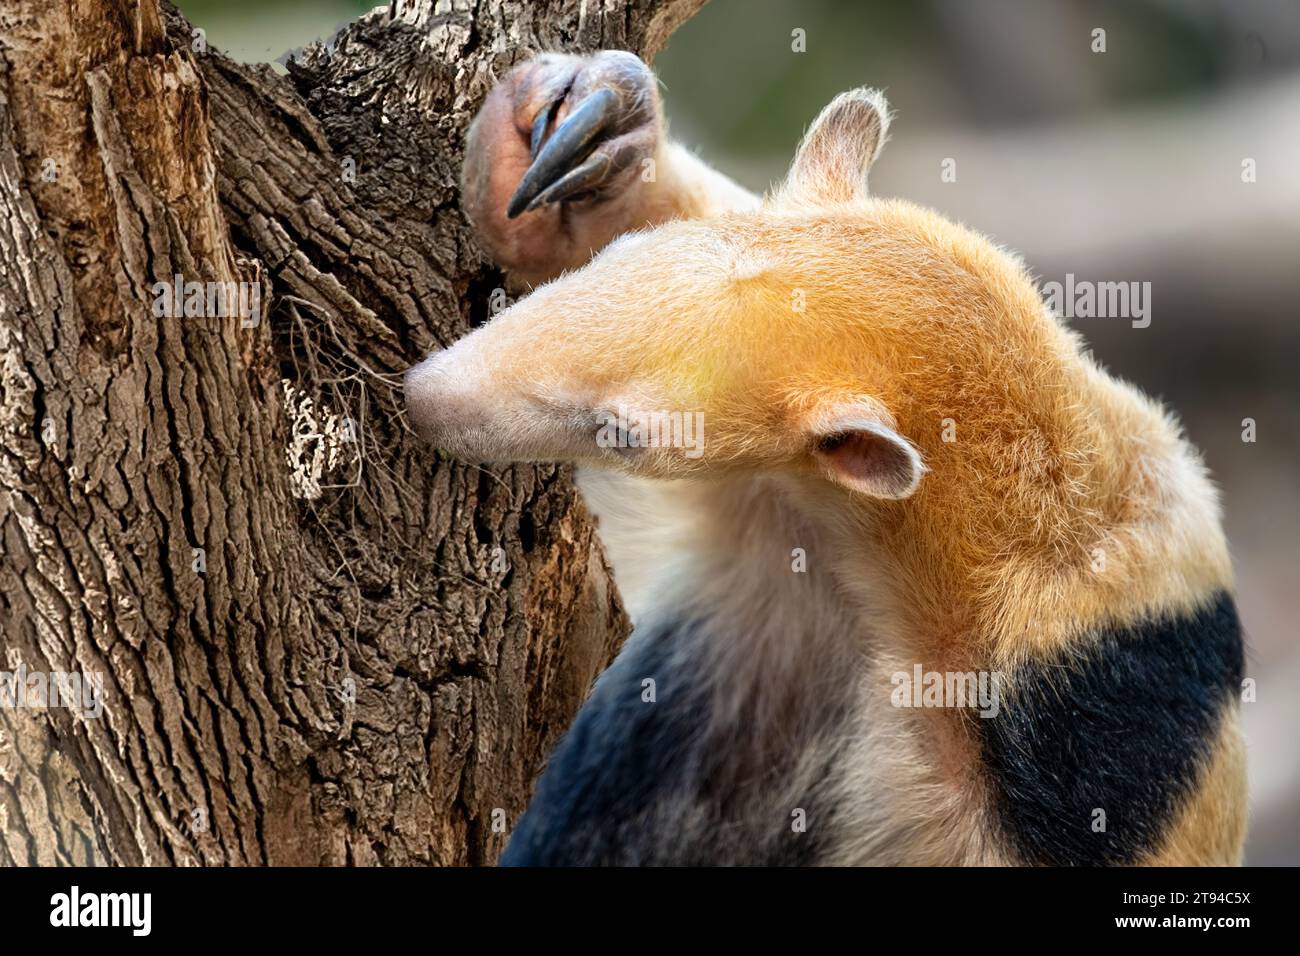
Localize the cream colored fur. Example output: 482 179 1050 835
408 82 1246 864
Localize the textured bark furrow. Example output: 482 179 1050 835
3 0 283 866
1 0 701 865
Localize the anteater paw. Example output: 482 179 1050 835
462 51 663 283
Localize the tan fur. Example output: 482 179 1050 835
411 81 1247 864
420 197 1234 654
1143 709 1248 865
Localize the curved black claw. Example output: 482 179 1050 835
529 95 561 162
507 87 620 219
521 154 614 213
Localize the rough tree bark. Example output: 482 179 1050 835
0 0 703 865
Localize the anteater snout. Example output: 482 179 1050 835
403 349 490 451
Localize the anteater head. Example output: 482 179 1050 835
406 88 1071 504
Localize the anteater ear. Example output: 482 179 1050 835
779 88 891 206
806 400 924 499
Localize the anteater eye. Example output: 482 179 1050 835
610 424 634 451
591 413 634 453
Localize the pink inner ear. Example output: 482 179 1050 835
817 427 920 498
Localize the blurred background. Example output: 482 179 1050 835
180 0 1300 865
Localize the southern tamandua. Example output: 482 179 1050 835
405 51 1247 865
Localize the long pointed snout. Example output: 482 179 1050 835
404 346 495 454
405 333 593 464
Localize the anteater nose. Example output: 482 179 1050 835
404 360 437 441
404 351 482 447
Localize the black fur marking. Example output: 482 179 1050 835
501 617 833 866
977 591 1243 866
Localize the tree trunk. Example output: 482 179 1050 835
0 0 702 866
